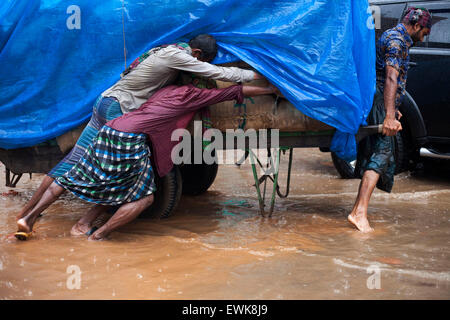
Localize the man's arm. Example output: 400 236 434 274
242 84 277 96
183 84 278 111
382 35 404 137
167 50 258 83
382 66 403 136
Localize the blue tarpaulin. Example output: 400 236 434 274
0 0 375 160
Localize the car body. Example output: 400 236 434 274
332 0 450 178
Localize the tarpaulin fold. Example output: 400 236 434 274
0 0 375 160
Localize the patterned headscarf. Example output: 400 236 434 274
403 7 432 30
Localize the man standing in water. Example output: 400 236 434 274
348 7 432 233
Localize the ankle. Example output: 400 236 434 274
350 207 367 217
77 221 91 227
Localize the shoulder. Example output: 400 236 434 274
382 25 409 47
157 43 192 58
380 32 407 55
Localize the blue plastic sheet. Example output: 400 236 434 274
0 0 375 160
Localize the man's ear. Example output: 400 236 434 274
413 22 422 33
192 48 203 59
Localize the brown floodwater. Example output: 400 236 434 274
0 148 449 299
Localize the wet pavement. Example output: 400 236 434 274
0 148 449 299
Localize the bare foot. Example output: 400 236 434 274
17 218 32 233
348 213 374 233
70 223 91 236
87 234 108 241
71 212 110 236
87 229 109 241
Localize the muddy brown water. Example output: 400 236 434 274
0 148 449 299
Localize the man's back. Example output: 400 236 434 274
102 43 192 114
102 43 255 114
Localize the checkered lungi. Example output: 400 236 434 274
55 126 156 205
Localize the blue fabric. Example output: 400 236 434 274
48 96 123 178
0 0 375 160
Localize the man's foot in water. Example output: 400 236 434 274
87 229 109 241
15 217 35 240
348 211 374 233
17 217 33 234
70 222 92 236
71 207 110 236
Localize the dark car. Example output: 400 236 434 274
332 0 450 178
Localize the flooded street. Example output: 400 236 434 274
0 148 449 299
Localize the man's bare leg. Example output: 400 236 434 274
88 194 154 241
16 175 54 220
70 204 109 236
348 170 379 233
16 182 65 234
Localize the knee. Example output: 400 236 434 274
362 170 380 184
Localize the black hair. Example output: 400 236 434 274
189 34 218 62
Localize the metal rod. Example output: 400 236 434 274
268 148 281 217
249 149 266 217
277 148 293 198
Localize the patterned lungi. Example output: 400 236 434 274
55 126 156 205
48 96 123 178
354 85 396 193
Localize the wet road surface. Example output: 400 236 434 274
0 148 449 299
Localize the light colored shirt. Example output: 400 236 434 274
102 44 255 113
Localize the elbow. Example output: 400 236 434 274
385 74 397 88
385 69 398 85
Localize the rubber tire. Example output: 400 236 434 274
393 130 408 174
180 162 219 196
331 132 407 179
331 152 356 179
138 166 182 219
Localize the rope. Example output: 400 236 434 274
121 0 127 70
234 97 255 130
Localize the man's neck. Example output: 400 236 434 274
398 23 414 46
403 23 415 37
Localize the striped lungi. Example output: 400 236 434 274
55 126 156 205
48 96 123 178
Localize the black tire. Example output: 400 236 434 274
331 132 408 178
180 162 218 195
331 152 357 179
138 166 182 219
393 130 408 174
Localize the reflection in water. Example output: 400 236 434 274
0 149 449 299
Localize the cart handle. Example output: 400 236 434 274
355 124 383 142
